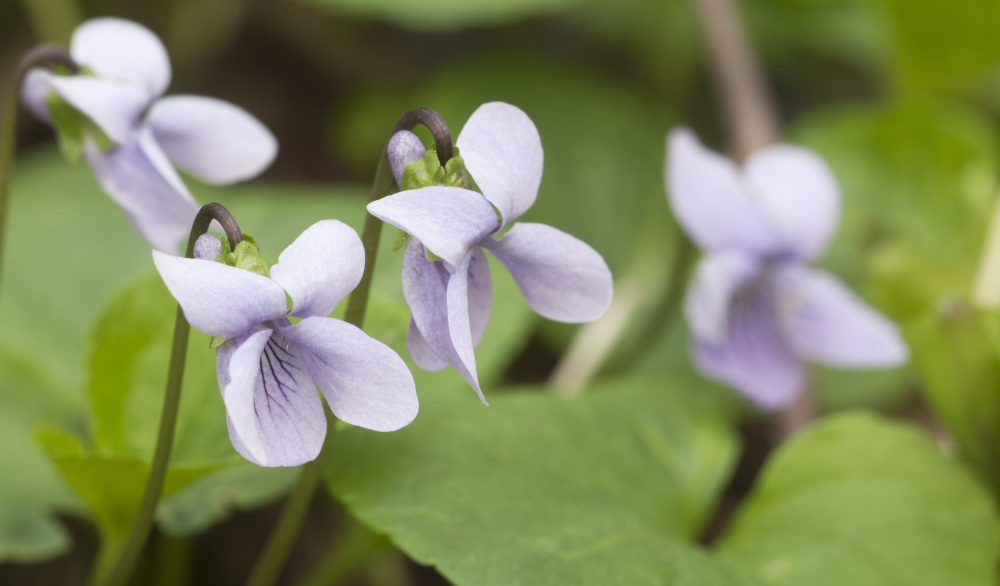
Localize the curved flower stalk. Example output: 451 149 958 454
21 17 277 253
666 128 908 409
153 220 418 467
369 102 613 403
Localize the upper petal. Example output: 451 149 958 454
84 128 199 252
152 250 288 338
280 317 418 432
744 144 840 260
665 128 781 254
269 220 365 319
218 327 327 467
684 250 762 343
48 76 149 143
367 186 499 269
692 279 806 410
481 222 612 323
772 265 908 367
402 240 485 403
146 95 277 185
456 102 543 227
70 18 171 97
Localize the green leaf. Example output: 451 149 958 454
327 378 741 585
717 413 1000 585
296 0 587 30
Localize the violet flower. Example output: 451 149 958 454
21 18 276 253
153 221 418 467
666 128 907 409
368 102 613 403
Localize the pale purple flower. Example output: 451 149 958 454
368 102 614 403
666 128 907 409
21 18 277 253
153 221 418 467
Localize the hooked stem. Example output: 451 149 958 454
0 44 78 304
245 107 453 586
99 203 242 586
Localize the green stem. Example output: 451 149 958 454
245 106 453 586
0 44 77 305
99 203 243 586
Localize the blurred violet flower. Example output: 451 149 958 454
153 221 418 467
666 129 907 409
21 17 277 253
369 102 613 403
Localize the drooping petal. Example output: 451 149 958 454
481 222 612 323
406 319 447 371
269 220 364 319
84 127 199 252
146 95 277 185
70 17 170 97
47 75 149 143
217 327 327 467
367 186 499 269
692 278 806 410
402 240 485 402
772 265 908 367
684 250 762 343
20 69 53 123
665 128 781 255
152 251 288 339
744 144 840 260
280 317 418 432
456 102 543 227
388 130 426 188
467 248 492 345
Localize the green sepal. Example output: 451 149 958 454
442 154 472 189
45 92 84 164
401 149 442 191
392 229 411 251
425 248 444 263
234 238 269 278
209 336 226 349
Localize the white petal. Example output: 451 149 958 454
684 251 762 342
456 102 543 227
48 75 148 143
70 17 170 97
20 69 54 123
146 95 277 184
406 318 447 371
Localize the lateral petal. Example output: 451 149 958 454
70 17 170 97
665 128 780 254
48 75 149 143
773 265 908 367
684 250 762 343
146 95 277 185
692 278 806 410
744 144 840 260
456 102 543 227
152 251 288 339
367 186 499 269
406 318 447 371
280 317 418 432
481 222 612 323
217 328 327 467
84 128 199 252
270 220 365 319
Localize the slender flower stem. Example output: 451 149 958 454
246 107 453 586
0 44 77 304
99 203 243 586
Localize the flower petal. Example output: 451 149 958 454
388 130 426 188
684 250 762 343
146 95 277 185
665 128 780 254
402 240 485 403
406 318 447 371
152 250 288 339
269 220 364 319
70 17 170 97
692 278 806 410
84 127 199 252
481 222 612 323
467 248 492 345
773 265 908 367
20 69 54 123
47 75 149 143
456 102 543 227
280 317 418 432
367 186 498 269
744 144 840 260
217 327 326 467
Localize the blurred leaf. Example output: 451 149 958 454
297 0 587 30
717 412 1000 585
327 377 742 585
